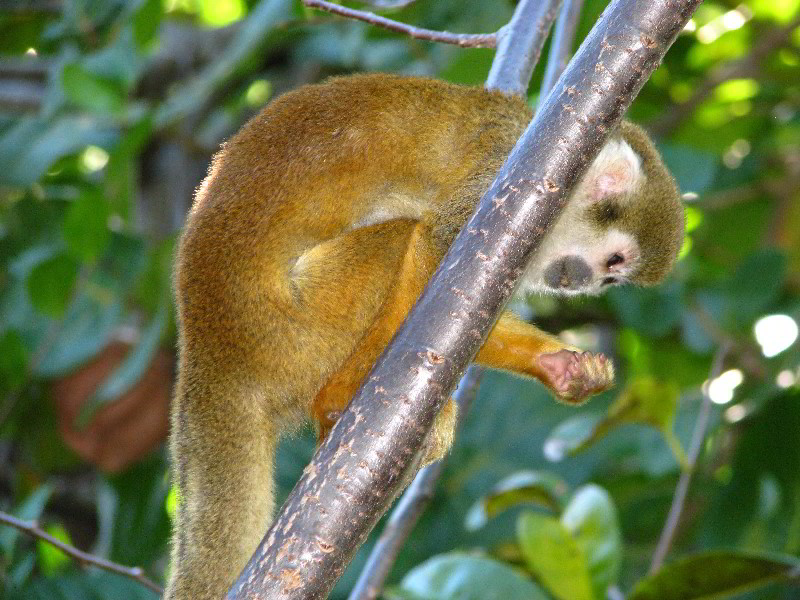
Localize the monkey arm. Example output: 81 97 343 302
476 314 613 403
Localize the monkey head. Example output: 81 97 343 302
520 121 684 297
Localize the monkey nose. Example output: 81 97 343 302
544 255 592 290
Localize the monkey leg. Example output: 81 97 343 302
312 220 457 465
476 314 614 404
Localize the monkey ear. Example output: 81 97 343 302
579 139 643 203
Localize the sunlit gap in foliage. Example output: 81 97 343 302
25 47 37 56
246 80 272 108
705 368 744 405
678 204 702 260
724 403 748 423
697 4 752 44
722 139 751 169
80 146 109 173
754 314 799 358
162 0 246 26
776 369 797 389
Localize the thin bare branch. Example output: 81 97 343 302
649 343 731 573
486 0 563 94
540 0 584 99
0 510 163 595
649 14 800 137
302 0 497 48
347 367 483 600
228 1 701 598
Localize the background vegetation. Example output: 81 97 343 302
0 0 799 598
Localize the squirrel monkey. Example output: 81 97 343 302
166 74 683 599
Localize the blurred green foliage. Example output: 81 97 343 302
1 0 800 599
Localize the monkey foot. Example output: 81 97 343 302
537 349 614 404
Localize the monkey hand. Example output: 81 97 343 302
536 349 614 404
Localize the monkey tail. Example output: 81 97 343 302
165 373 278 600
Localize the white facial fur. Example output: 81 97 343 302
516 137 646 298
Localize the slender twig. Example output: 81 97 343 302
348 367 483 600
301 0 498 48
539 0 583 99
649 342 731 573
0 510 163 595
649 15 800 137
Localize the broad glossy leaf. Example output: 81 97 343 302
561 485 622 600
35 524 71 575
34 294 122 377
396 553 549 600
63 190 111 263
543 413 604 461
0 115 118 186
608 281 683 338
26 253 79 317
724 249 786 326
465 470 568 530
517 512 594 600
0 330 29 391
62 63 125 115
76 303 167 427
629 551 800 600
607 377 681 431
658 143 718 194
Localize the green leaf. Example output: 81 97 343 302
607 377 681 430
658 144 718 194
0 330 29 391
0 115 118 186
544 379 685 466
62 63 125 115
561 485 622 600
629 550 800 600
131 0 163 48
543 413 604 461
517 485 622 600
63 190 111 263
465 470 568 530
396 553 549 600
608 281 683 338
26 253 79 317
76 302 167 427
724 249 786 326
34 294 122 377
517 512 595 600
36 523 71 575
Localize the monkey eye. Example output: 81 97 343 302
602 276 617 286
606 253 624 269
